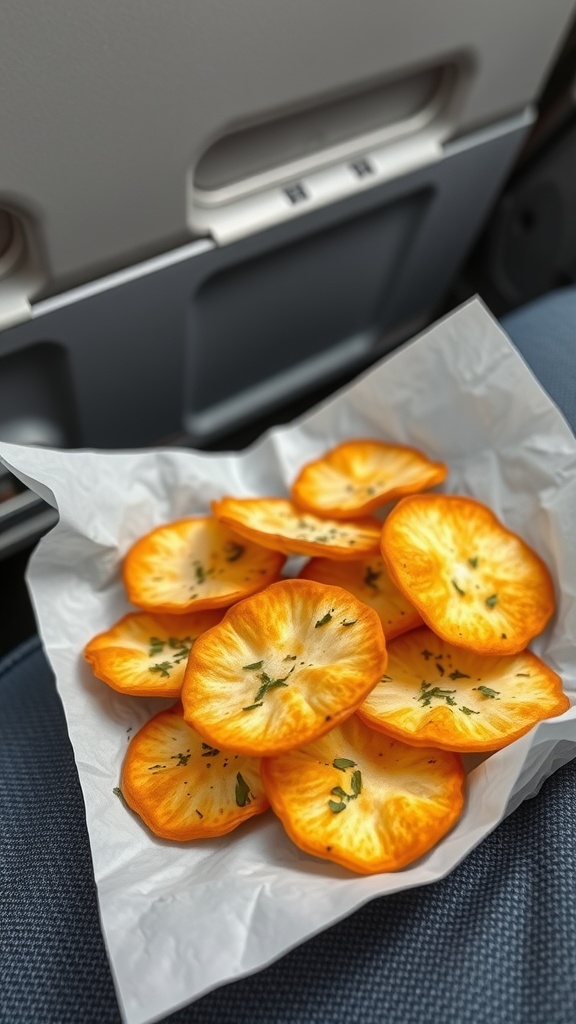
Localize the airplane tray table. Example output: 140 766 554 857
1 289 576 1024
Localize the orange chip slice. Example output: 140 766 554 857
84 609 225 697
299 555 422 641
381 494 556 654
291 439 447 518
212 497 382 560
357 626 569 752
121 704 269 840
261 713 464 874
123 516 285 614
182 578 387 757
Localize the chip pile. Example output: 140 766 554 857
84 439 569 874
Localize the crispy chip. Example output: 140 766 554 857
123 516 285 614
121 704 269 840
181 578 387 756
84 610 225 697
299 555 422 641
211 497 382 560
381 494 556 654
261 713 464 874
357 626 569 751
291 439 447 518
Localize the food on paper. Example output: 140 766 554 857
298 554 422 641
84 609 225 697
357 626 569 751
181 578 387 757
291 439 447 518
122 516 285 614
381 494 556 655
261 713 465 874
211 496 382 560
121 704 269 840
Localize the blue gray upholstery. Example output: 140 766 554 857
1 288 575 1024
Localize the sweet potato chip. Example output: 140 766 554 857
299 555 422 641
381 494 555 654
291 439 447 517
123 516 285 614
121 704 269 840
211 497 382 560
357 626 569 752
84 609 225 697
261 713 464 874
182 578 387 756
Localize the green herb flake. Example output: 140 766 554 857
363 566 381 591
283 654 297 661
315 611 333 628
113 786 127 806
148 636 165 657
468 557 479 568
328 800 347 814
516 672 531 678
448 669 471 681
243 661 264 671
224 541 245 562
485 594 499 608
235 772 252 807
341 619 357 627
149 661 173 677
460 706 480 716
333 757 357 771
201 743 220 757
171 751 192 767
473 685 500 699
416 682 457 708
351 770 362 796
242 701 264 711
451 579 466 596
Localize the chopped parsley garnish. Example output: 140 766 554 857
363 566 381 591
333 757 357 771
328 763 363 814
451 579 466 596
448 669 471 681
235 773 252 807
243 661 264 671
473 685 500 699
171 751 192 767
468 557 479 568
460 706 479 716
315 611 333 628
149 661 173 677
416 681 457 707
224 541 245 562
485 594 499 608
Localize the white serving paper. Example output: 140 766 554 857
1 297 576 1024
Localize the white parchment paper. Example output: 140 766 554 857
1 297 576 1024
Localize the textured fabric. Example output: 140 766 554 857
2 288 576 1024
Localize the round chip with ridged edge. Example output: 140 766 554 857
291 439 447 518
211 497 382 560
84 609 225 698
357 626 569 752
381 494 555 655
123 516 285 614
261 713 464 874
121 704 269 841
299 555 422 641
182 578 387 757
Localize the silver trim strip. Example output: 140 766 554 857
32 237 215 318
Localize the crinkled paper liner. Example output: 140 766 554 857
1 297 575 1024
